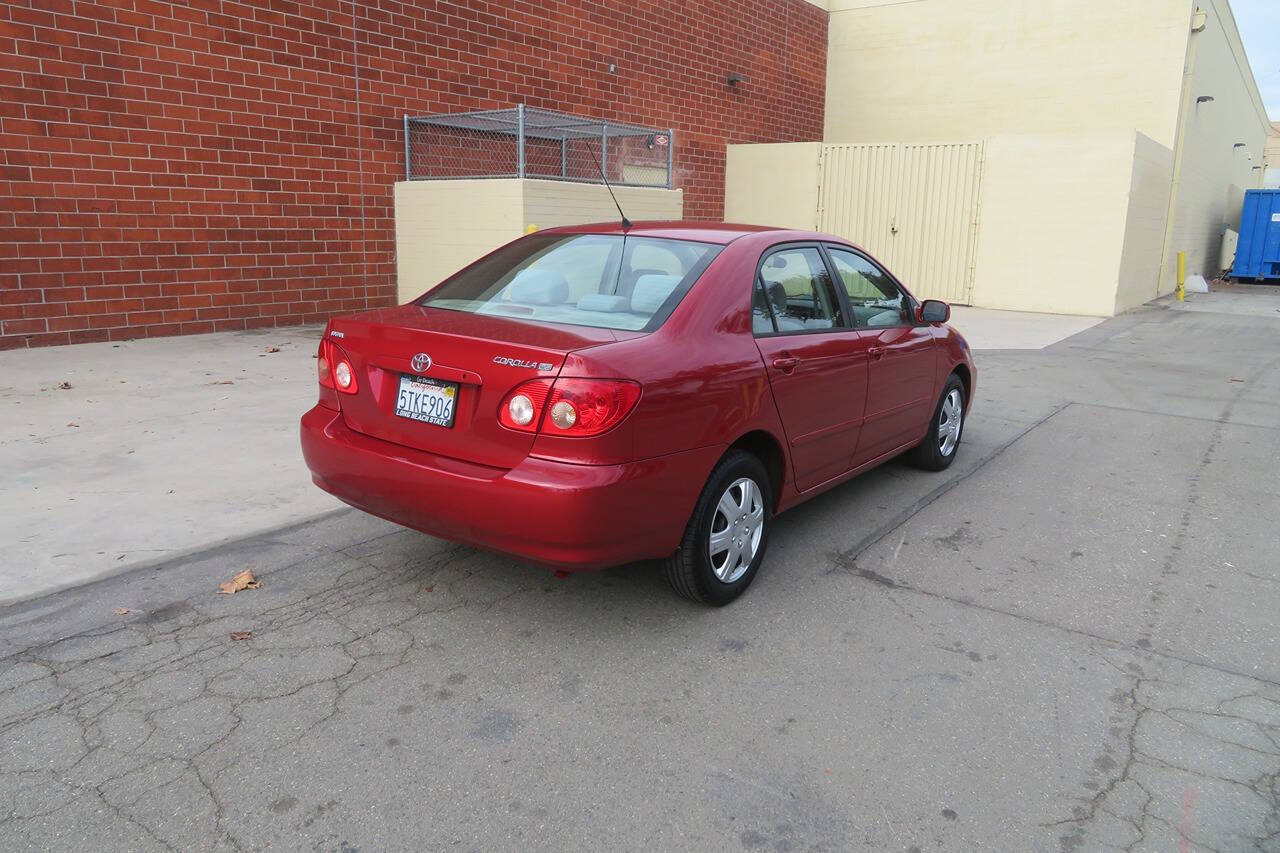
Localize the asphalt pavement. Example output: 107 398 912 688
0 293 1277 851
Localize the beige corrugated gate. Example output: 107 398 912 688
817 142 984 304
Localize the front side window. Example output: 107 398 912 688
420 234 722 332
756 247 845 334
827 247 912 329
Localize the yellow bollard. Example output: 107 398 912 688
525 223 538 234
1176 251 1186 301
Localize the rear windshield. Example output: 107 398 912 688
418 234 723 332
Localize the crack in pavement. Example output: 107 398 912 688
0 536 542 850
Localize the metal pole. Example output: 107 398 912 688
561 138 567 178
666 128 674 189
516 103 525 178
403 115 411 180
600 122 607 181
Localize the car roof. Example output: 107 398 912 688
537 221 844 246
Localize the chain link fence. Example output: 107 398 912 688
404 105 673 189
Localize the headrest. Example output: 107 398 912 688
577 293 630 313
507 269 568 305
766 280 789 314
630 274 682 314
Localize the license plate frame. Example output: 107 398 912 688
394 374 458 428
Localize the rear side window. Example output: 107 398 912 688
419 234 722 332
756 247 845 333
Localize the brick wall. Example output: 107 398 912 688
0 0 827 349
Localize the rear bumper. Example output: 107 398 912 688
300 405 721 571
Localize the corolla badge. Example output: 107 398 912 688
410 353 432 373
494 355 554 371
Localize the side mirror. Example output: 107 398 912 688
919 299 949 324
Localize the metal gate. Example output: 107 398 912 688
817 142 984 304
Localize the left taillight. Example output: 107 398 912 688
316 337 357 408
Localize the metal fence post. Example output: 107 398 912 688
666 128 674 189
601 121 608 179
516 103 525 178
561 138 567 179
403 115 411 180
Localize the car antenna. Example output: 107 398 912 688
596 141 632 230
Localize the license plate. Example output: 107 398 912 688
395 374 457 427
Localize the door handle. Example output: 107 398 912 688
868 346 886 360
772 356 799 372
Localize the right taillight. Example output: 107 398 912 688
497 377 640 437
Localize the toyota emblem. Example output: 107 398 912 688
410 352 432 373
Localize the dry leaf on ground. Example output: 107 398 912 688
217 569 261 595
265 346 280 353
57 381 72 389
229 631 252 641
113 607 130 616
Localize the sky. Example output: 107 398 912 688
1233 0 1280 120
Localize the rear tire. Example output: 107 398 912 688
664 450 772 606
907 374 966 471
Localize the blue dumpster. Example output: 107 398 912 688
1232 189 1280 281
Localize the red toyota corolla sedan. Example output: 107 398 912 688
301 222 975 605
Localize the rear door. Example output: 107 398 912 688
825 247 938 465
330 305 622 469
752 244 872 492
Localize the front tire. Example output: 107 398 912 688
908 375 966 471
664 450 772 606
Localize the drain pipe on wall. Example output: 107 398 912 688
1155 5 1208 299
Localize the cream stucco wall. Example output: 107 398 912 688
1116 134 1175 313
394 179 683 303
969 132 1144 317
814 0 1270 315
394 180 523 304
724 142 821 230
824 0 1190 148
1158 0 1271 290
1265 123 1280 188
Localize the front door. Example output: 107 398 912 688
752 245 870 492
825 247 938 466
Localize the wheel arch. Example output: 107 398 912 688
949 362 972 407
727 429 787 509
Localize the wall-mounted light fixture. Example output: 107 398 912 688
727 72 748 87
1196 95 1215 104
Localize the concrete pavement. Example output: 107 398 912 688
0 293 1277 850
948 305 1102 350
0 326 340 604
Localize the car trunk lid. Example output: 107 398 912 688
329 305 625 469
